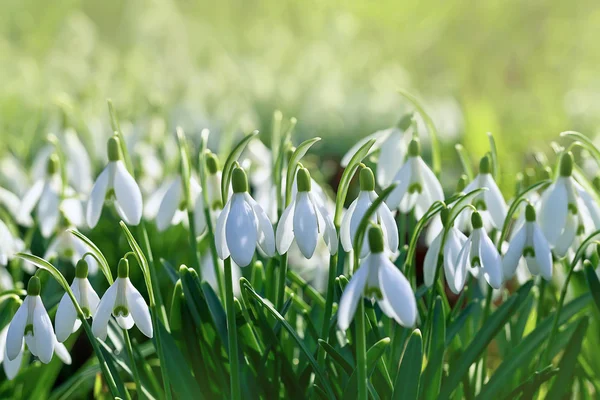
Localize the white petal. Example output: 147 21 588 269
113 161 143 225
337 258 370 331
84 279 101 316
340 199 358 252
33 296 55 364
276 200 296 254
553 213 577 258
226 194 258 267
350 191 373 257
92 282 118 340
116 314 135 330
6 297 28 361
245 193 275 257
61 196 85 228
424 233 442 287
479 232 503 289
311 192 338 255
378 256 417 327
17 180 44 226
533 224 553 280
294 192 319 259
37 183 60 238
86 166 110 228
341 128 391 168
415 158 444 220
377 199 399 252
215 199 232 260
385 160 413 210
3 336 23 379
501 225 526 281
576 184 600 228
481 174 507 229
377 129 406 187
193 194 207 235
54 341 72 365
453 239 471 294
538 181 568 246
156 179 182 231
55 290 78 343
125 280 153 338
443 228 468 294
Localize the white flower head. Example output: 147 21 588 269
503 204 553 281
341 167 398 257
276 167 338 259
338 225 417 330
386 138 444 220
92 258 153 340
55 259 101 342
215 166 276 267
6 276 56 364
86 136 143 228
156 175 206 234
454 212 503 293
0 219 24 271
459 155 507 231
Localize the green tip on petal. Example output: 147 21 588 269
479 154 491 174
107 136 122 162
118 258 129 278
368 225 385 253
525 204 536 222
456 174 468 193
359 166 375 191
47 154 60 176
75 259 89 279
206 151 220 175
408 138 421 157
27 276 41 296
231 166 249 193
559 152 573 177
471 211 483 229
296 168 312 192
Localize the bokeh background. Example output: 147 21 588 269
2 0 600 190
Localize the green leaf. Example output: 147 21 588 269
285 137 321 205
560 130 600 166
501 365 559 400
421 297 446 400
584 261 600 313
454 144 474 181
318 339 354 375
487 132 499 181
547 317 589 399
397 89 441 176
393 329 423 400
200 281 229 348
343 337 391 400
68 229 114 284
446 302 477 346
220 131 259 203
439 281 534 400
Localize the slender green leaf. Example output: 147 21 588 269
201 281 229 347
455 144 474 181
561 130 600 166
584 261 600 313
343 338 391 400
318 339 354 375
446 302 477 346
68 229 113 284
487 132 499 180
285 137 321 205
421 297 446 400
393 329 423 400
220 131 259 202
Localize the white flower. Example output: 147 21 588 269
216 166 276 267
340 167 398 257
86 136 143 228
458 155 507 231
200 253 241 297
454 212 503 293
386 138 444 219
423 210 468 291
0 185 33 226
156 175 206 234
55 259 100 342
6 277 56 364
203 151 223 211
276 168 338 259
92 259 153 340
338 226 417 330
0 219 24 274
503 204 552 281
44 229 100 275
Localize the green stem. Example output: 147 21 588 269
275 253 288 311
123 329 143 399
317 253 338 367
224 257 241 400
356 301 368 400
186 210 202 277
479 287 494 387
535 278 546 325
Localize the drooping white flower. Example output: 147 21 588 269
44 229 99 275
215 166 276 267
423 208 468 291
200 253 241 297
341 167 398 257
386 138 444 220
92 259 152 340
0 219 24 288
86 136 143 228
502 204 552 281
6 277 56 364
156 175 205 234
458 155 507 231
338 225 417 330
0 185 33 226
454 212 503 293
55 259 100 342
276 168 338 259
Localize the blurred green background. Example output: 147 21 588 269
1 0 600 190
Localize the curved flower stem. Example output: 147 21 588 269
123 329 143 399
224 257 241 400
355 301 368 400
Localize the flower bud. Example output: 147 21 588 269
368 225 384 253
107 136 122 162
559 152 573 177
76 259 89 279
231 166 249 193
359 166 375 191
206 151 220 175
27 276 41 296
118 258 129 278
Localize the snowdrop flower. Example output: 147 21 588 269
86 136 143 228
44 229 99 275
538 152 597 257
386 138 444 220
0 218 24 268
454 212 503 293
201 253 241 297
6 276 56 364
55 259 100 342
340 167 398 257
156 175 205 233
216 166 275 267
502 204 552 281
458 155 507 231
423 208 468 291
338 225 417 330
203 151 223 210
0 323 24 380
0 186 32 226
92 259 152 340
276 168 338 259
